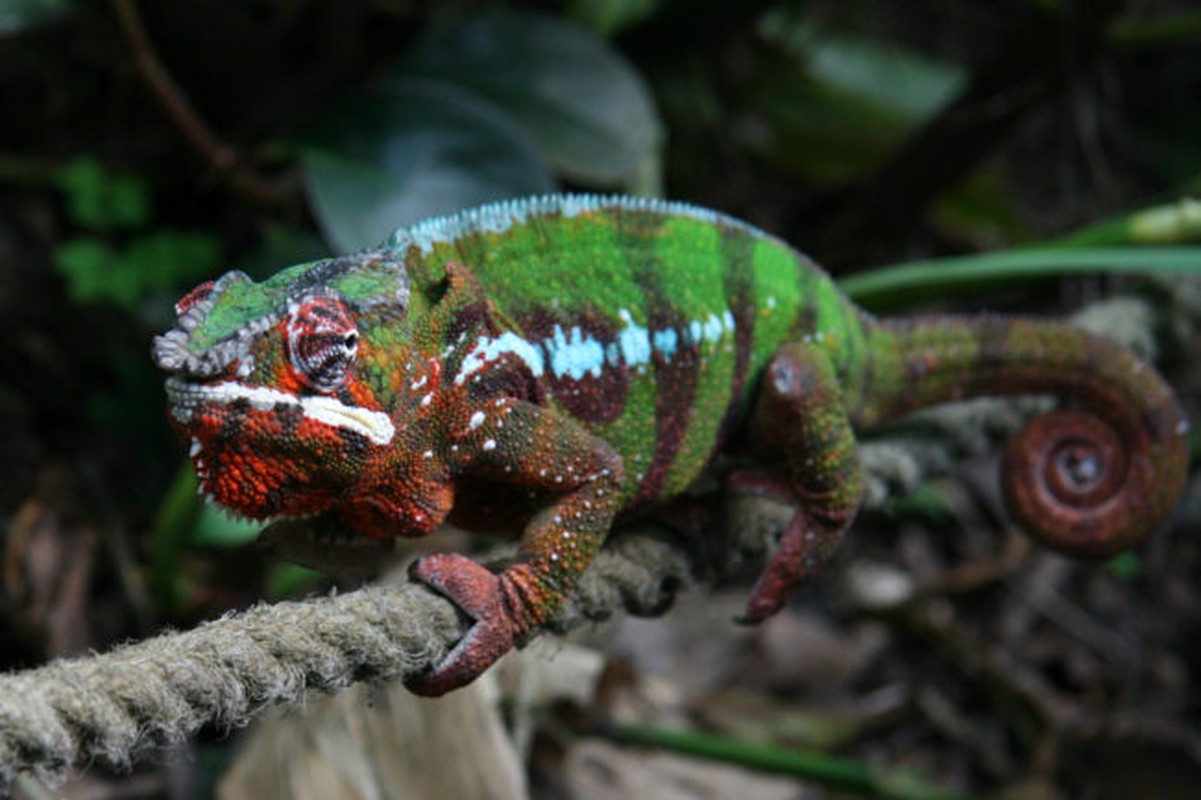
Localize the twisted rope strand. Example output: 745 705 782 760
0 583 461 788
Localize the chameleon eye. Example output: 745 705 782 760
286 295 359 393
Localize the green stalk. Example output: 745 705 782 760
607 724 974 800
840 246 1201 310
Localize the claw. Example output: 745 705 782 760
739 509 823 624
406 553 518 696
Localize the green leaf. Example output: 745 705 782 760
266 564 323 598
1105 552 1141 582
406 10 662 186
191 504 262 547
148 464 201 613
53 230 223 310
752 13 965 184
56 155 150 231
0 0 76 33
885 483 954 526
300 79 555 252
53 236 120 302
840 246 1201 311
800 32 963 122
568 0 661 36
119 229 224 292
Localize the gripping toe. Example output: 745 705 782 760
407 553 518 696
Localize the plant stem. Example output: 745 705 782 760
109 0 278 204
607 724 974 800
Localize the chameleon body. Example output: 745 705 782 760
153 195 1189 696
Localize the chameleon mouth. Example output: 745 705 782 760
165 377 396 446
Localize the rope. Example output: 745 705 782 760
1 281 1193 789
0 583 457 788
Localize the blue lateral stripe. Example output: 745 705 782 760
455 305 737 386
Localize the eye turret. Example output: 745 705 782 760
286 295 359 393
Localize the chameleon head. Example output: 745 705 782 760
152 251 410 520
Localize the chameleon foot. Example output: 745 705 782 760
741 509 805 623
406 553 518 697
740 507 842 624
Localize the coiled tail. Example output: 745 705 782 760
854 315 1189 558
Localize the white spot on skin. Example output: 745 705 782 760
421 393 433 407
702 313 724 342
189 438 202 457
456 331 545 385
483 438 496 451
411 375 427 390
615 309 651 368
549 324 606 380
423 450 434 459
652 327 679 361
468 410 486 431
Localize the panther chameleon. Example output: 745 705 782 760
153 195 1189 696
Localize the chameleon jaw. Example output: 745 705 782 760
164 377 396 446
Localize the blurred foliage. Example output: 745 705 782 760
1 0 1200 792
51 155 223 308
0 0 74 33
1 0 1198 646
2 0 1198 619
301 10 661 250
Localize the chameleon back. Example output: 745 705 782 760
385 195 873 505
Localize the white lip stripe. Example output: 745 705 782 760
299 395 396 445
168 379 395 445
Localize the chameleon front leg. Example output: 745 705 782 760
407 398 624 696
738 341 865 623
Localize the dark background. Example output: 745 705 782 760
2 1 1200 797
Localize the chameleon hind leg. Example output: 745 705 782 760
738 341 865 623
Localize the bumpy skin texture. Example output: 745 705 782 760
153 195 1190 696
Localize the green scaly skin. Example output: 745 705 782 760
152 195 1190 696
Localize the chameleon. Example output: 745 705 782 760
152 194 1189 696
